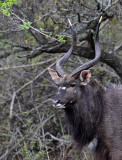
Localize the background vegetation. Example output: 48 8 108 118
0 0 122 159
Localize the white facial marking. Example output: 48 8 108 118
62 87 66 90
59 87 66 90
53 103 65 109
74 90 76 93
70 101 73 103
56 103 62 107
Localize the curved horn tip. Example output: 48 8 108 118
47 67 51 70
99 16 102 23
47 68 52 72
68 19 72 26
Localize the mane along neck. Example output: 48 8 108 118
64 85 103 147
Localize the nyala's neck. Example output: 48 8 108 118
64 85 103 147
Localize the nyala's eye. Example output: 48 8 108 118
70 83 76 87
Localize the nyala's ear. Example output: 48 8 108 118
48 68 61 85
80 70 91 85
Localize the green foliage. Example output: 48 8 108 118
49 32 53 36
20 21 66 44
22 111 27 115
19 21 32 30
0 0 16 16
40 27 44 31
56 34 66 43
39 27 66 43
20 143 51 160
119 25 122 30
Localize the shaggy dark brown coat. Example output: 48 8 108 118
64 84 122 160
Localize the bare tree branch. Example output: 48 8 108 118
9 61 56 119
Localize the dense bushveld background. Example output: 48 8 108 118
0 0 122 160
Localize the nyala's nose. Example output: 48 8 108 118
53 99 60 105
